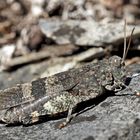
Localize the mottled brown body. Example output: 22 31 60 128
0 56 127 125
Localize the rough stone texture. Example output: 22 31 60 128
39 19 140 46
0 64 139 140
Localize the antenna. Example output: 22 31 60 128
122 19 127 63
122 19 135 64
124 27 135 60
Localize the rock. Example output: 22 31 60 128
0 64 140 140
39 19 140 46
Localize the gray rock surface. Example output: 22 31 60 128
39 19 140 46
0 65 140 140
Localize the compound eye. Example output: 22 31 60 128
109 56 122 67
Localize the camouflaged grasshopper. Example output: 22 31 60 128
0 21 135 128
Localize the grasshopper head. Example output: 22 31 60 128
109 56 126 81
105 20 135 92
105 55 127 91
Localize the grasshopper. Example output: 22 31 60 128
0 20 136 128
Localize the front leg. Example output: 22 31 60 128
105 81 126 92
